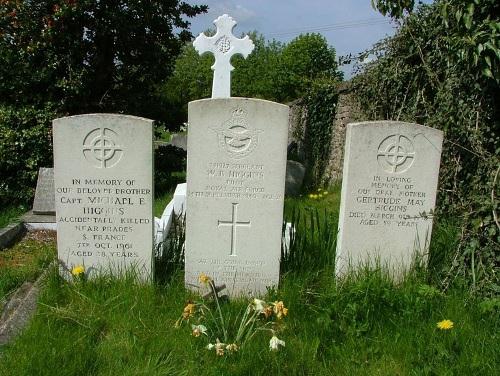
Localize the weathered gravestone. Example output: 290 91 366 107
32 168 55 215
336 121 443 276
22 167 57 231
185 15 289 296
53 114 154 278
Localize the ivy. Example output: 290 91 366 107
303 81 338 188
356 0 499 294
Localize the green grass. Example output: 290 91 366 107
154 191 174 218
0 186 498 375
0 205 26 228
0 232 56 303
0 266 497 375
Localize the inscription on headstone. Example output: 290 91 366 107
185 98 289 296
32 168 55 215
53 114 154 278
336 121 443 276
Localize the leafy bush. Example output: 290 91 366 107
154 144 186 195
355 0 500 294
0 105 57 206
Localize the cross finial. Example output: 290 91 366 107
193 14 255 98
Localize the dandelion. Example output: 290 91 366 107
198 273 212 285
191 324 207 337
182 302 196 320
437 319 454 330
272 301 288 319
269 335 285 351
71 265 85 276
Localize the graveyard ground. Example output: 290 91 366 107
0 188 498 375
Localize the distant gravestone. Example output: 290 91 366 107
53 114 154 278
336 121 443 276
32 168 55 215
186 14 288 296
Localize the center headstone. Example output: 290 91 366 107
186 14 289 296
336 121 443 276
53 114 154 278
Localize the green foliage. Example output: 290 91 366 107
356 0 500 294
0 234 56 301
0 0 207 118
0 0 206 206
280 33 341 100
302 81 339 188
164 32 342 125
371 0 416 18
154 144 186 195
0 105 57 206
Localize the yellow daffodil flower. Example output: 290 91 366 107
272 301 288 319
182 302 196 319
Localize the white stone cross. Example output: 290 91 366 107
218 203 251 256
193 14 255 98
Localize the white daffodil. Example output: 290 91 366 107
269 335 285 351
206 343 215 350
191 324 208 337
252 298 266 313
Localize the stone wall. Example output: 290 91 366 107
322 83 364 185
287 82 364 187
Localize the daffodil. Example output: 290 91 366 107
71 265 85 276
226 343 239 353
191 324 207 337
252 298 266 313
215 339 225 356
262 306 274 319
308 193 314 199
323 191 329 195
182 303 196 320
198 273 212 285
269 335 285 351
272 301 288 319
437 319 454 330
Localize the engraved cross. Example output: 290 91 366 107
218 203 251 256
193 14 254 98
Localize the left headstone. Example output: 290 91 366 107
53 114 154 278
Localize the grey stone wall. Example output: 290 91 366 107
287 82 365 187
322 84 364 185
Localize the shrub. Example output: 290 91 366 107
0 105 57 207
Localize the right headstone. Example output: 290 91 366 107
336 121 443 277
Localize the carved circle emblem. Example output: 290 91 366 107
377 134 415 173
215 35 231 53
82 128 123 168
